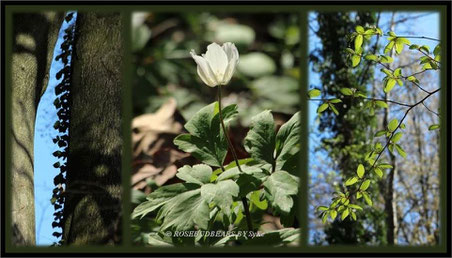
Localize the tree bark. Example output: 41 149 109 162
11 12 64 246
62 12 123 245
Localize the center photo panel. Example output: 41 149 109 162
129 11 303 248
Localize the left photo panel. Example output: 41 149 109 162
9 11 123 246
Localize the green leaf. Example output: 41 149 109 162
237 52 276 77
423 62 433 70
263 171 299 215
330 210 338 220
384 78 397 93
362 192 373 206
159 188 210 231
433 44 441 56
132 183 197 219
236 173 263 198
174 102 235 167
374 168 383 178
394 38 410 54
214 23 255 46
364 54 378 61
201 179 239 214
357 164 365 178
360 179 371 191
317 206 329 211
375 100 388 109
275 112 301 171
392 132 403 143
132 25 152 52
355 34 363 51
377 163 393 169
329 103 339 115
216 167 241 181
321 213 327 223
308 89 321 98
345 48 355 54
250 190 268 210
244 110 276 166
351 54 361 67
407 76 419 83
356 192 362 199
380 55 393 63
384 40 395 54
317 103 329 113
345 176 359 186
340 88 354 96
429 124 440 131
420 45 430 53
375 130 387 137
348 204 363 210
351 211 357 220
393 68 402 77
176 164 212 185
330 99 342 104
355 25 364 33
388 119 399 132
395 144 407 158
341 209 350 220
381 68 393 77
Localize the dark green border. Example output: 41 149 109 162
3 3 449 255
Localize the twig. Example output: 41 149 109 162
391 35 440 42
308 97 412 108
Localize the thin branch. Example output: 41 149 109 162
421 101 440 117
308 97 412 107
375 60 433 94
392 35 440 42
338 88 440 198
369 88 440 173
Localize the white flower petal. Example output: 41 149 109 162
197 66 217 87
221 54 238 85
190 50 218 86
204 43 229 82
222 42 239 64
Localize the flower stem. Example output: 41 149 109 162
217 86 254 232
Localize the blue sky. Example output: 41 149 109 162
308 11 440 243
34 13 76 246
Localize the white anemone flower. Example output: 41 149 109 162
190 42 239 87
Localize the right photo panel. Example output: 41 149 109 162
308 11 441 245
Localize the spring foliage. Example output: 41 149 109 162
310 25 440 223
132 102 301 246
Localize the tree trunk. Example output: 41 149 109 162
62 12 123 245
11 12 64 246
383 13 398 246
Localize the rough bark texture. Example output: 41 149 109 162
11 12 64 246
63 13 122 245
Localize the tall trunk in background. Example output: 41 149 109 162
383 12 398 246
10 12 64 246
62 13 123 245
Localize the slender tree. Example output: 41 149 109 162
10 12 64 245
